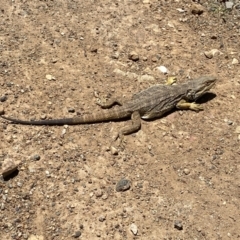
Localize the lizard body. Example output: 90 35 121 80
0 76 216 137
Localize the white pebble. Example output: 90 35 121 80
204 49 223 59
130 223 138 235
235 126 240 134
157 66 168 74
176 8 185 13
46 74 55 80
232 58 239 65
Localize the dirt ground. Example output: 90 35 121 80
0 0 240 239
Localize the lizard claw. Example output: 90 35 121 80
189 102 203 111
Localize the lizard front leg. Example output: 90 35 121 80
116 111 141 141
176 99 203 111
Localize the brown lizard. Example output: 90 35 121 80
0 76 216 138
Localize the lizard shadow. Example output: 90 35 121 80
195 92 216 104
2 169 19 181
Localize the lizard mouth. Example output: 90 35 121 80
204 80 216 91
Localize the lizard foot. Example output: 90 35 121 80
189 102 203 111
96 96 123 109
165 76 177 85
176 100 203 111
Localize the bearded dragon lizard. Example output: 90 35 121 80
0 76 216 138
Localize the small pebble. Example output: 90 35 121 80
130 223 138 235
139 74 155 82
51 58 58 63
90 47 98 53
211 35 217 39
224 118 233 125
1 203 5 210
17 181 23 187
157 66 168 74
191 3 205 15
68 108 75 113
232 58 239 65
235 126 240 133
0 95 7 102
116 178 131 192
95 189 103 198
204 49 222 59
183 168 190 175
110 146 118 155
176 8 186 13
112 52 119 59
61 128 67 136
128 51 139 61
151 56 158 62
174 220 183 230
127 72 138 79
102 194 108 200
72 231 81 238
225 1 234 9
1 159 20 178
40 115 47 120
113 68 126 77
99 215 106 222
32 155 41 161
46 74 55 81
45 171 50 177
28 166 36 173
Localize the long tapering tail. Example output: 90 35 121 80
0 108 131 125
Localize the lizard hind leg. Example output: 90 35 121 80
116 111 141 142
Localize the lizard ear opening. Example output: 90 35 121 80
186 89 195 101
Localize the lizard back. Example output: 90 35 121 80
126 83 188 119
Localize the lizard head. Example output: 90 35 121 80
185 76 217 101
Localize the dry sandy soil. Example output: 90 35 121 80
0 0 240 239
